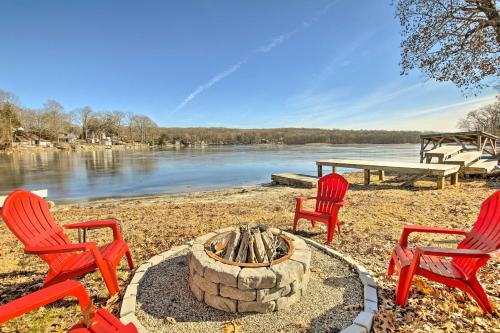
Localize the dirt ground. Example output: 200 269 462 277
0 173 498 332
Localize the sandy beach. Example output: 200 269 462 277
0 173 498 332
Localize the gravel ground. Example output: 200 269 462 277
135 246 363 333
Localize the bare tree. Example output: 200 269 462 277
395 0 499 93
458 96 500 134
0 91 21 147
102 111 125 139
132 115 157 143
0 103 20 147
17 108 43 136
43 100 69 142
72 106 93 140
124 112 135 142
0 90 20 106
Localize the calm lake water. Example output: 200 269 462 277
0 144 420 202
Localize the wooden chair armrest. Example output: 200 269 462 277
399 225 467 247
0 280 92 324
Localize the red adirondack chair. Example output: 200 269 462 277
1 190 134 296
292 173 349 244
0 280 137 332
388 191 500 313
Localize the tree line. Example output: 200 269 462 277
158 127 422 145
0 90 158 147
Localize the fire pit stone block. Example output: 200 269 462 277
238 300 276 313
290 248 312 272
204 293 237 313
220 285 256 301
189 247 214 276
192 273 218 295
204 261 241 287
270 259 304 288
292 237 309 251
256 286 285 303
238 267 277 290
275 290 302 311
189 278 204 302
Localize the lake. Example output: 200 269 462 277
0 144 420 202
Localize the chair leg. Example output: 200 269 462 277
388 256 395 277
336 217 341 240
97 262 119 296
126 249 135 270
466 277 493 313
395 267 414 306
108 263 121 294
326 219 335 244
292 215 300 233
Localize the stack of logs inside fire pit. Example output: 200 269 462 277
212 224 287 264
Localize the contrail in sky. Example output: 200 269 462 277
172 1 336 113
173 58 248 113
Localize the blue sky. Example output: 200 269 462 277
0 0 496 131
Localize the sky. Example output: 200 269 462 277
0 0 497 131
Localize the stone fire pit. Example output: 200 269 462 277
188 226 311 313
121 227 377 332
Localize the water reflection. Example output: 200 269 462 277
0 144 420 202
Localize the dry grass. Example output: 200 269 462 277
0 173 499 332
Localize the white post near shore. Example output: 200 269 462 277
0 189 48 208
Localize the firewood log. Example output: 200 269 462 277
224 230 241 261
247 235 256 263
235 230 250 263
253 230 268 263
262 230 277 262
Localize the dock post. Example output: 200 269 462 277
317 164 323 177
450 173 459 186
378 170 385 181
437 176 445 190
332 166 337 174
364 169 371 185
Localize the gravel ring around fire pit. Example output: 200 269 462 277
120 229 378 333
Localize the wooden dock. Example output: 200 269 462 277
316 159 460 189
271 173 318 188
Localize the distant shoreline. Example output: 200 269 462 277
1 141 419 154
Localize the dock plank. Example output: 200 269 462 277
316 159 460 176
464 158 499 175
271 173 317 188
442 151 482 167
425 145 462 162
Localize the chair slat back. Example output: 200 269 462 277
315 173 349 214
453 191 500 276
1 190 72 267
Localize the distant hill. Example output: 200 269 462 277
157 127 423 145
